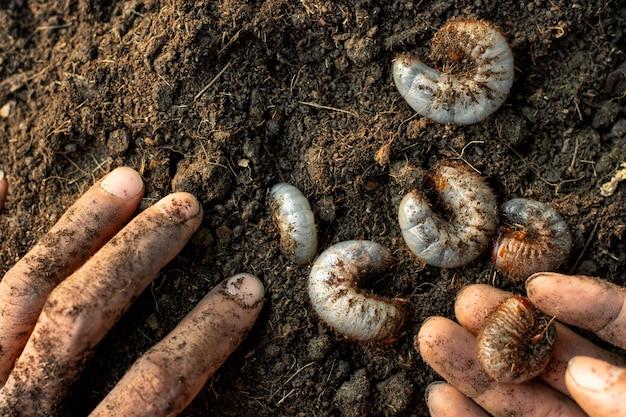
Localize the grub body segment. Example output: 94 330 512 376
270 183 318 265
393 18 514 125
307 240 406 343
398 161 498 268
491 198 572 281
477 295 557 383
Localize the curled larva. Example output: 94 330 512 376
307 240 407 343
478 295 557 383
392 18 514 125
491 198 572 281
270 183 318 265
398 160 498 268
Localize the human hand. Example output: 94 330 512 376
0 167 264 416
418 273 626 417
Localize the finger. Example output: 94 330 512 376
455 284 624 396
527 273 626 349
426 381 490 417
0 193 202 416
0 167 144 381
566 356 626 417
0 170 7 211
417 316 587 416
90 273 264 417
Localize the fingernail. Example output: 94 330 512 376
100 167 144 199
224 273 265 308
567 356 624 392
155 192 202 223
525 272 555 291
424 381 445 405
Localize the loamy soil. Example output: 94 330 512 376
1 1 625 416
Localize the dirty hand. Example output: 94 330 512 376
0 167 264 416
418 273 626 417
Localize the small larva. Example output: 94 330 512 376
270 183 318 265
392 18 514 125
307 240 407 343
398 160 498 268
477 295 557 384
491 198 572 281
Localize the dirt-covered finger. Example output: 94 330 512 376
527 273 626 349
426 381 490 417
90 273 264 417
0 166 144 382
417 316 587 417
0 192 202 416
566 356 626 417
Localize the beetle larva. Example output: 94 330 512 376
392 18 514 125
491 198 572 281
398 160 498 268
270 183 318 265
307 240 407 343
477 295 557 384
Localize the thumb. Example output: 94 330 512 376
566 356 626 417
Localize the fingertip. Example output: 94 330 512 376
454 284 478 306
416 317 442 359
417 317 448 343
223 273 265 309
426 382 489 417
567 356 624 392
425 381 447 414
525 271 560 292
416 316 462 362
454 284 509 333
425 380 447 401
155 192 203 224
566 356 626 416
454 284 484 322
525 273 626 340
526 272 573 310
99 167 144 200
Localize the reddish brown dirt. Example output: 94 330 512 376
0 1 625 416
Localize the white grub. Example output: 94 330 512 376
392 18 514 125
478 295 557 384
398 160 498 268
307 240 407 344
270 183 318 265
491 198 572 281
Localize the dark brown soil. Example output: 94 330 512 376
1 1 625 416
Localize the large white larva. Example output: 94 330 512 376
398 160 498 268
491 198 572 281
270 183 318 265
307 240 407 344
392 18 514 125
